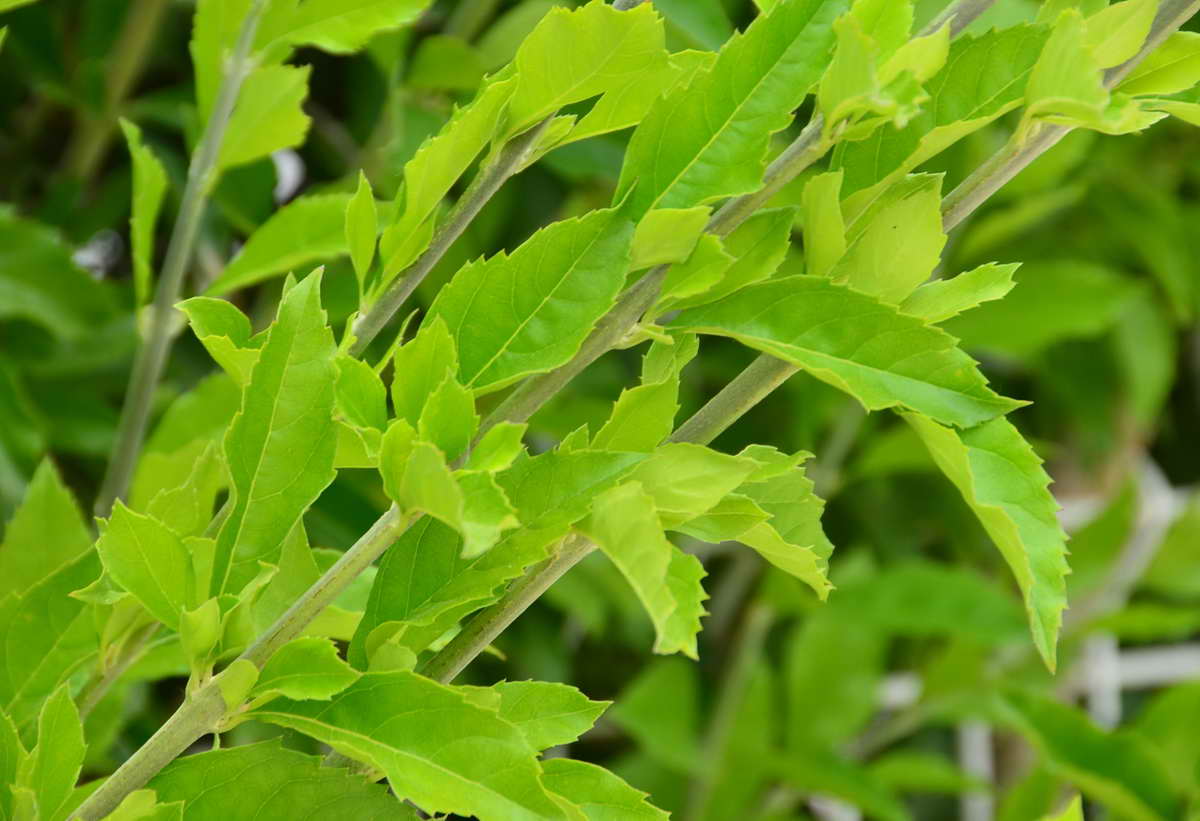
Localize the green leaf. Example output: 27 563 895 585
346 171 378 293
1117 32 1200 96
1083 0 1156 69
179 297 261 386
255 671 572 820
96 503 194 630
900 262 1020 323
212 272 338 595
0 710 24 821
207 193 360 296
391 315 458 428
834 25 1049 197
217 64 311 173
1004 691 1177 821
142 441 225 540
119 119 168 307
0 551 99 729
943 261 1139 358
466 422 527 472
653 234 735 311
0 206 116 340
150 740 413 819
336 356 387 432
629 207 712 271
378 78 515 281
481 681 608 750
869 751 984 795
250 637 359 703
609 658 700 771
616 0 848 217
20 685 84 821
427 207 635 395
904 414 1069 670
408 34 485 91
830 174 945 304
669 276 1022 427
0 460 91 599
579 482 707 658
542 759 669 821
496 448 649 532
349 518 553 667
505 1 670 134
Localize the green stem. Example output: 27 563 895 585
445 0 503 41
95 0 268 518
669 356 799 447
923 0 998 37
74 505 414 816
64 0 169 182
349 117 554 358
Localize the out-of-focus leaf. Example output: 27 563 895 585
119 119 168 307
610 658 701 772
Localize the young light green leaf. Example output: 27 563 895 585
669 276 1022 427
593 336 697 452
336 356 387 432
97 503 194 630
143 441 225 540
207 193 359 296
835 25 1050 198
505 1 670 134
1004 692 1177 820
0 459 91 599
1083 0 1156 69
212 272 338 596
0 552 100 728
830 174 945 304
542 758 669 821
466 422 527 472
418 375 478 463
392 315 458 428
654 234 735 310
256 671 572 820
904 414 1069 670
1117 32 1200 96
104 790 184 821
629 443 760 528
150 740 413 820
900 262 1020 323
802 171 846 278
179 298 261 386
427 207 635 395
0 710 24 821
346 171 378 292
21 685 84 821
629 207 712 271
579 482 707 658
1041 797 1083 821
616 0 849 217
216 64 311 174
482 681 608 751
119 119 168 307
379 77 516 281
250 637 359 703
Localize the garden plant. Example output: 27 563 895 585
1 0 1200 818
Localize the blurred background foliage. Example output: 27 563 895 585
2 0 1200 818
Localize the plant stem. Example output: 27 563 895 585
670 356 799 446
95 0 268 518
74 505 414 816
923 0 998 37
349 117 555 358
420 534 596 683
445 0 503 41
64 0 169 182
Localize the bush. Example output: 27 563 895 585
1 0 1199 818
